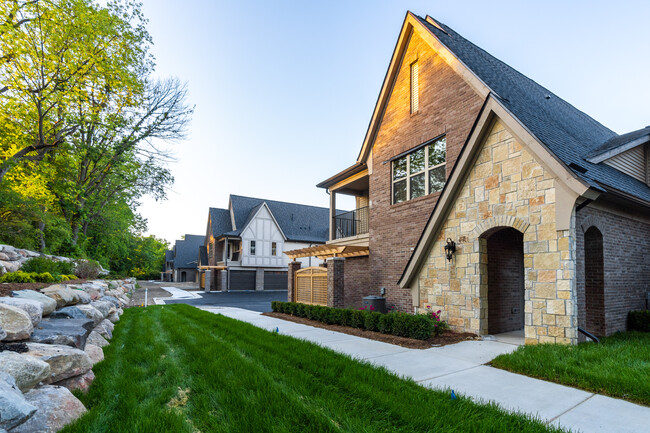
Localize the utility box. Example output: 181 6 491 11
363 296 387 313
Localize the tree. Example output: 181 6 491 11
0 0 152 182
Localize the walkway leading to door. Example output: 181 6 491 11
201 306 649 433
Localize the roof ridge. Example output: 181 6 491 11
230 194 329 211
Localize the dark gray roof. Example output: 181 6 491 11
208 208 232 238
173 234 205 269
229 195 331 243
587 126 650 159
418 15 650 203
165 250 174 262
198 246 208 267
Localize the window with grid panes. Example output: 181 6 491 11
392 136 446 204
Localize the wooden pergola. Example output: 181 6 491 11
284 244 369 260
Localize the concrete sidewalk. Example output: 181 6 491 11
201 306 650 433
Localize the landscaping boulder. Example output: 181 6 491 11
11 385 87 433
72 289 91 304
86 331 109 348
0 304 33 341
94 319 114 340
90 300 114 318
50 306 88 320
0 324 5 340
107 311 120 323
84 344 104 365
81 285 102 300
0 351 51 392
25 343 93 384
0 260 20 273
40 285 77 308
0 372 37 431
54 369 95 393
72 304 104 326
11 290 57 316
30 318 93 349
100 295 120 309
0 298 43 327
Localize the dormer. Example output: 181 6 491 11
587 126 650 186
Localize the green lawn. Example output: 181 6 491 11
491 332 650 406
64 304 566 432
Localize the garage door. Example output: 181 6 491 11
229 270 256 290
264 271 288 290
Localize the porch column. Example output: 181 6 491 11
204 270 212 293
255 268 264 291
329 190 336 241
327 257 345 308
220 270 228 292
287 261 301 302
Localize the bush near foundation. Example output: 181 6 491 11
271 301 448 340
628 310 650 332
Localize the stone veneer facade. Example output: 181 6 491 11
415 119 578 345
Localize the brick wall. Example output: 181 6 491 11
343 256 372 308
487 228 525 334
327 258 345 308
368 30 484 313
576 205 650 335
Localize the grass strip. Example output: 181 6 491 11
491 332 650 406
64 304 567 432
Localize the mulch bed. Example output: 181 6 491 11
0 279 88 297
263 312 480 349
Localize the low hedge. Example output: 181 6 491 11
628 310 650 332
271 301 448 340
0 271 77 284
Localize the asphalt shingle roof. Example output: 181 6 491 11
587 126 650 159
208 208 232 238
164 250 174 262
418 15 650 203
173 234 205 269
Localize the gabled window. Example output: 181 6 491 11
271 242 277 256
392 136 446 204
410 61 419 114
250 240 256 256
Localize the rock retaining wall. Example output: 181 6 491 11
0 278 135 432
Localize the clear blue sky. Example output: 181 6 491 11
136 0 650 245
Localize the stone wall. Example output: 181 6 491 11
576 204 650 335
415 119 577 344
0 245 73 275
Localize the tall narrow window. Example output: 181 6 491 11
410 61 419 114
250 240 256 256
271 242 277 256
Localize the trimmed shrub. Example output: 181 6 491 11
0 271 36 283
364 312 382 332
271 301 281 312
349 310 366 329
36 272 56 283
377 313 394 334
628 310 650 332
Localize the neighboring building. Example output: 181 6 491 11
172 234 205 283
288 12 650 345
161 250 174 282
201 195 331 291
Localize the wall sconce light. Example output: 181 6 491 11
444 238 456 262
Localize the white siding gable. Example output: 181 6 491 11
240 204 286 267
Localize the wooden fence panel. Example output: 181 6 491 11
295 267 327 306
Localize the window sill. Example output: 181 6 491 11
390 191 442 209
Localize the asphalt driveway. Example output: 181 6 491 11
162 290 288 312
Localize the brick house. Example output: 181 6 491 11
288 12 650 344
200 195 330 291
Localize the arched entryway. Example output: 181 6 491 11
584 226 605 336
181 271 187 282
485 227 525 335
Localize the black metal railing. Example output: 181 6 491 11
333 206 369 240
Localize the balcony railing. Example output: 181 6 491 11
333 206 369 240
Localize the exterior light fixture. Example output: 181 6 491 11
444 238 456 262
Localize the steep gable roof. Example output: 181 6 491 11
208 208 232 238
587 126 650 163
173 234 205 269
227 195 331 243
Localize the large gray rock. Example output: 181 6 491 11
0 352 51 392
0 297 43 327
11 290 57 316
93 320 113 340
90 300 113 318
53 369 95 393
100 296 120 309
74 289 91 304
0 324 5 340
0 304 33 341
84 344 104 366
80 285 102 301
30 318 93 349
86 331 109 348
49 306 88 320
0 260 20 273
0 372 37 430
40 285 77 308
25 343 93 384
71 304 104 326
107 311 120 323
11 385 87 433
